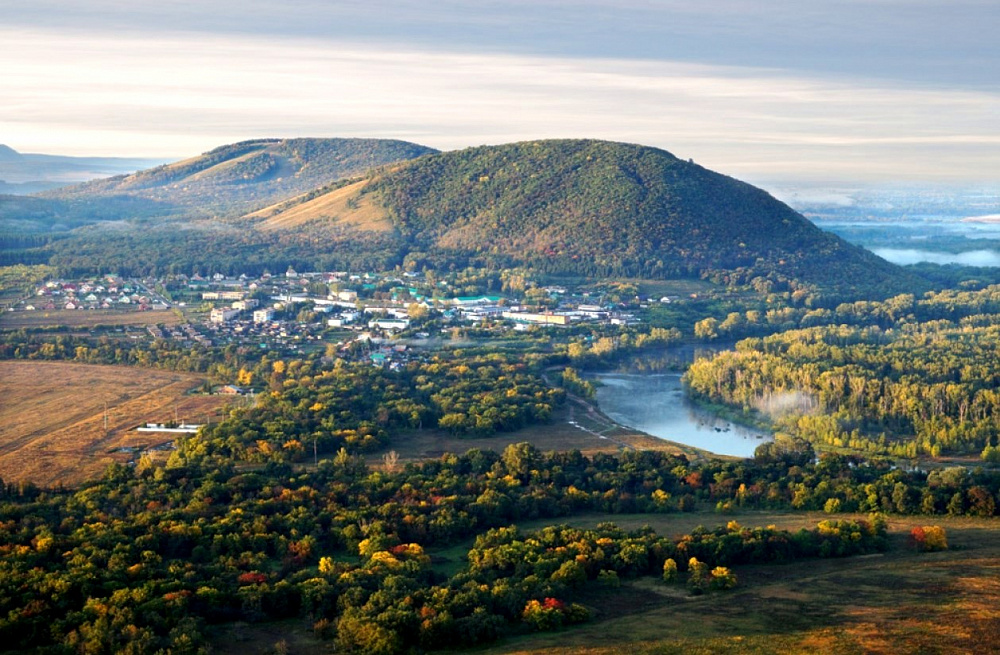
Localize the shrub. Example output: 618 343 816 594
911 526 948 552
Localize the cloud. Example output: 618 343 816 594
7 0 998 90
2 27 999 182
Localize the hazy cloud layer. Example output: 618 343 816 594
873 248 1000 267
3 0 999 182
7 1 998 89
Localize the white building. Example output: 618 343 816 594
210 307 240 323
368 318 410 332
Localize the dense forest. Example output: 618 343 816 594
6 437 990 654
686 286 1000 459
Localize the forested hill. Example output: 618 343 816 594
261 139 922 294
41 138 437 218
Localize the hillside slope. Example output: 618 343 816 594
42 138 437 218
263 139 921 293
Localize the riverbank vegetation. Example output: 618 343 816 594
686 286 1000 460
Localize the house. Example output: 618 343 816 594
337 290 358 302
210 307 240 323
253 308 275 323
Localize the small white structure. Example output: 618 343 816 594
137 423 202 434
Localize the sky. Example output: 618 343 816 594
2 0 999 183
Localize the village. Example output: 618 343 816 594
0 267 696 367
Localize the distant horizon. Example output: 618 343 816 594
3 137 999 191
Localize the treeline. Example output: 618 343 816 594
0 443 926 654
43 225 408 278
564 326 683 368
691 285 1000 342
0 331 229 375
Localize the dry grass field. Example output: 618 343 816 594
250 179 394 232
0 361 227 487
0 308 181 330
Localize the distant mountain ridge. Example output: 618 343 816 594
0 144 163 188
0 145 23 162
44 138 438 217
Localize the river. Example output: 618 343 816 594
591 371 772 458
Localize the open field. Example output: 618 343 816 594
0 308 182 330
368 402 712 469
0 361 228 487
